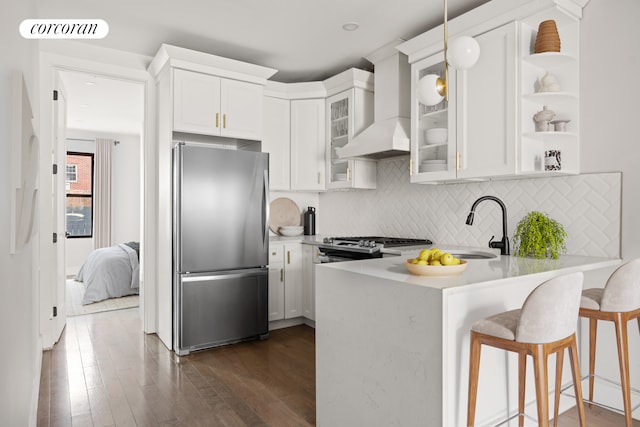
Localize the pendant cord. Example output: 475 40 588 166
443 0 449 101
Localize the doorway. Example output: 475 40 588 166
58 70 144 317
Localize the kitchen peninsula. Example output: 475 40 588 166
315 252 620 426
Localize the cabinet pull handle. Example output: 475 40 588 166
317 172 321 184
347 167 351 182
287 251 291 264
280 268 284 282
409 159 413 176
456 152 460 170
216 112 219 128
223 114 227 129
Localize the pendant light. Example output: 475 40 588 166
416 0 480 106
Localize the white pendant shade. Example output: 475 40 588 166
447 36 480 70
417 74 445 106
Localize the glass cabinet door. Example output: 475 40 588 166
411 54 457 183
327 91 352 188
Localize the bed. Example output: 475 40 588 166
76 241 140 305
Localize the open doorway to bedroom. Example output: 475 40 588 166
59 70 144 316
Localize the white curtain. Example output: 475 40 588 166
94 138 112 249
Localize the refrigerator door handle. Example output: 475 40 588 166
173 143 184 272
263 168 270 254
182 270 265 283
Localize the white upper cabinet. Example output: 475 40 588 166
290 98 326 191
457 22 517 179
173 69 263 140
409 22 517 183
262 81 327 191
262 96 291 190
325 88 377 190
399 0 586 183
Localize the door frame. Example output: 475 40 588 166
38 46 157 349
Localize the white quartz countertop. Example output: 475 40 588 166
317 247 621 293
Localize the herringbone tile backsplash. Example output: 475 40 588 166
318 157 621 258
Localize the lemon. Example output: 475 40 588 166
419 249 431 260
417 259 428 265
430 260 442 266
411 258 419 264
440 253 455 266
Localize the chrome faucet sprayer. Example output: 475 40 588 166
466 195 510 255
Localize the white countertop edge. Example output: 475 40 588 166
317 250 621 293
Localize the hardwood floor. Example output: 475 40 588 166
37 308 637 426
37 308 314 426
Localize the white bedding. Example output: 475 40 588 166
76 243 140 305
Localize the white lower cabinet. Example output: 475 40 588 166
268 243 302 321
302 244 316 321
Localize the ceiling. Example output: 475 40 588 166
40 0 489 135
58 71 145 135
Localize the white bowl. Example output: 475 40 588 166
279 226 304 236
425 127 448 144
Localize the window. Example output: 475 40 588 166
66 164 77 182
66 152 94 238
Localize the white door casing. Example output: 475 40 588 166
52 74 67 343
39 49 154 349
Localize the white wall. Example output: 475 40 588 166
580 0 640 261
63 130 141 275
0 0 41 425
577 0 640 413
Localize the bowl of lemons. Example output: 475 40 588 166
405 248 467 276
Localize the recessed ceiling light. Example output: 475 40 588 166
85 81 97 86
342 22 360 31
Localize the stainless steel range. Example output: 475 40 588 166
315 236 433 263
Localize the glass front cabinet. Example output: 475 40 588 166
325 87 376 190
410 54 458 183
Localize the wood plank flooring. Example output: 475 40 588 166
37 308 637 426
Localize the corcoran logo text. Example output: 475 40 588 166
20 19 109 39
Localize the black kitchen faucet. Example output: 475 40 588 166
465 196 510 255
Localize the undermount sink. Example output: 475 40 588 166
450 251 498 260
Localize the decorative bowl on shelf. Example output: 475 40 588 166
425 127 448 144
404 259 467 276
279 226 304 236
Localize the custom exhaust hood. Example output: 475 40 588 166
336 42 411 159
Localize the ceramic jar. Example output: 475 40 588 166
534 106 556 131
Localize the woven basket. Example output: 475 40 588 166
534 20 561 53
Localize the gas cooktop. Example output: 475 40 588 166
321 236 433 250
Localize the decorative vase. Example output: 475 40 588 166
534 20 561 53
533 106 556 131
537 72 561 92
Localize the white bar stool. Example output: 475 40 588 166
467 272 586 427
579 258 640 427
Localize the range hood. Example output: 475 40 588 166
336 42 411 159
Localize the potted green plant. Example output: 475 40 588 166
512 211 567 259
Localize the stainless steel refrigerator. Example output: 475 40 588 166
173 142 269 355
